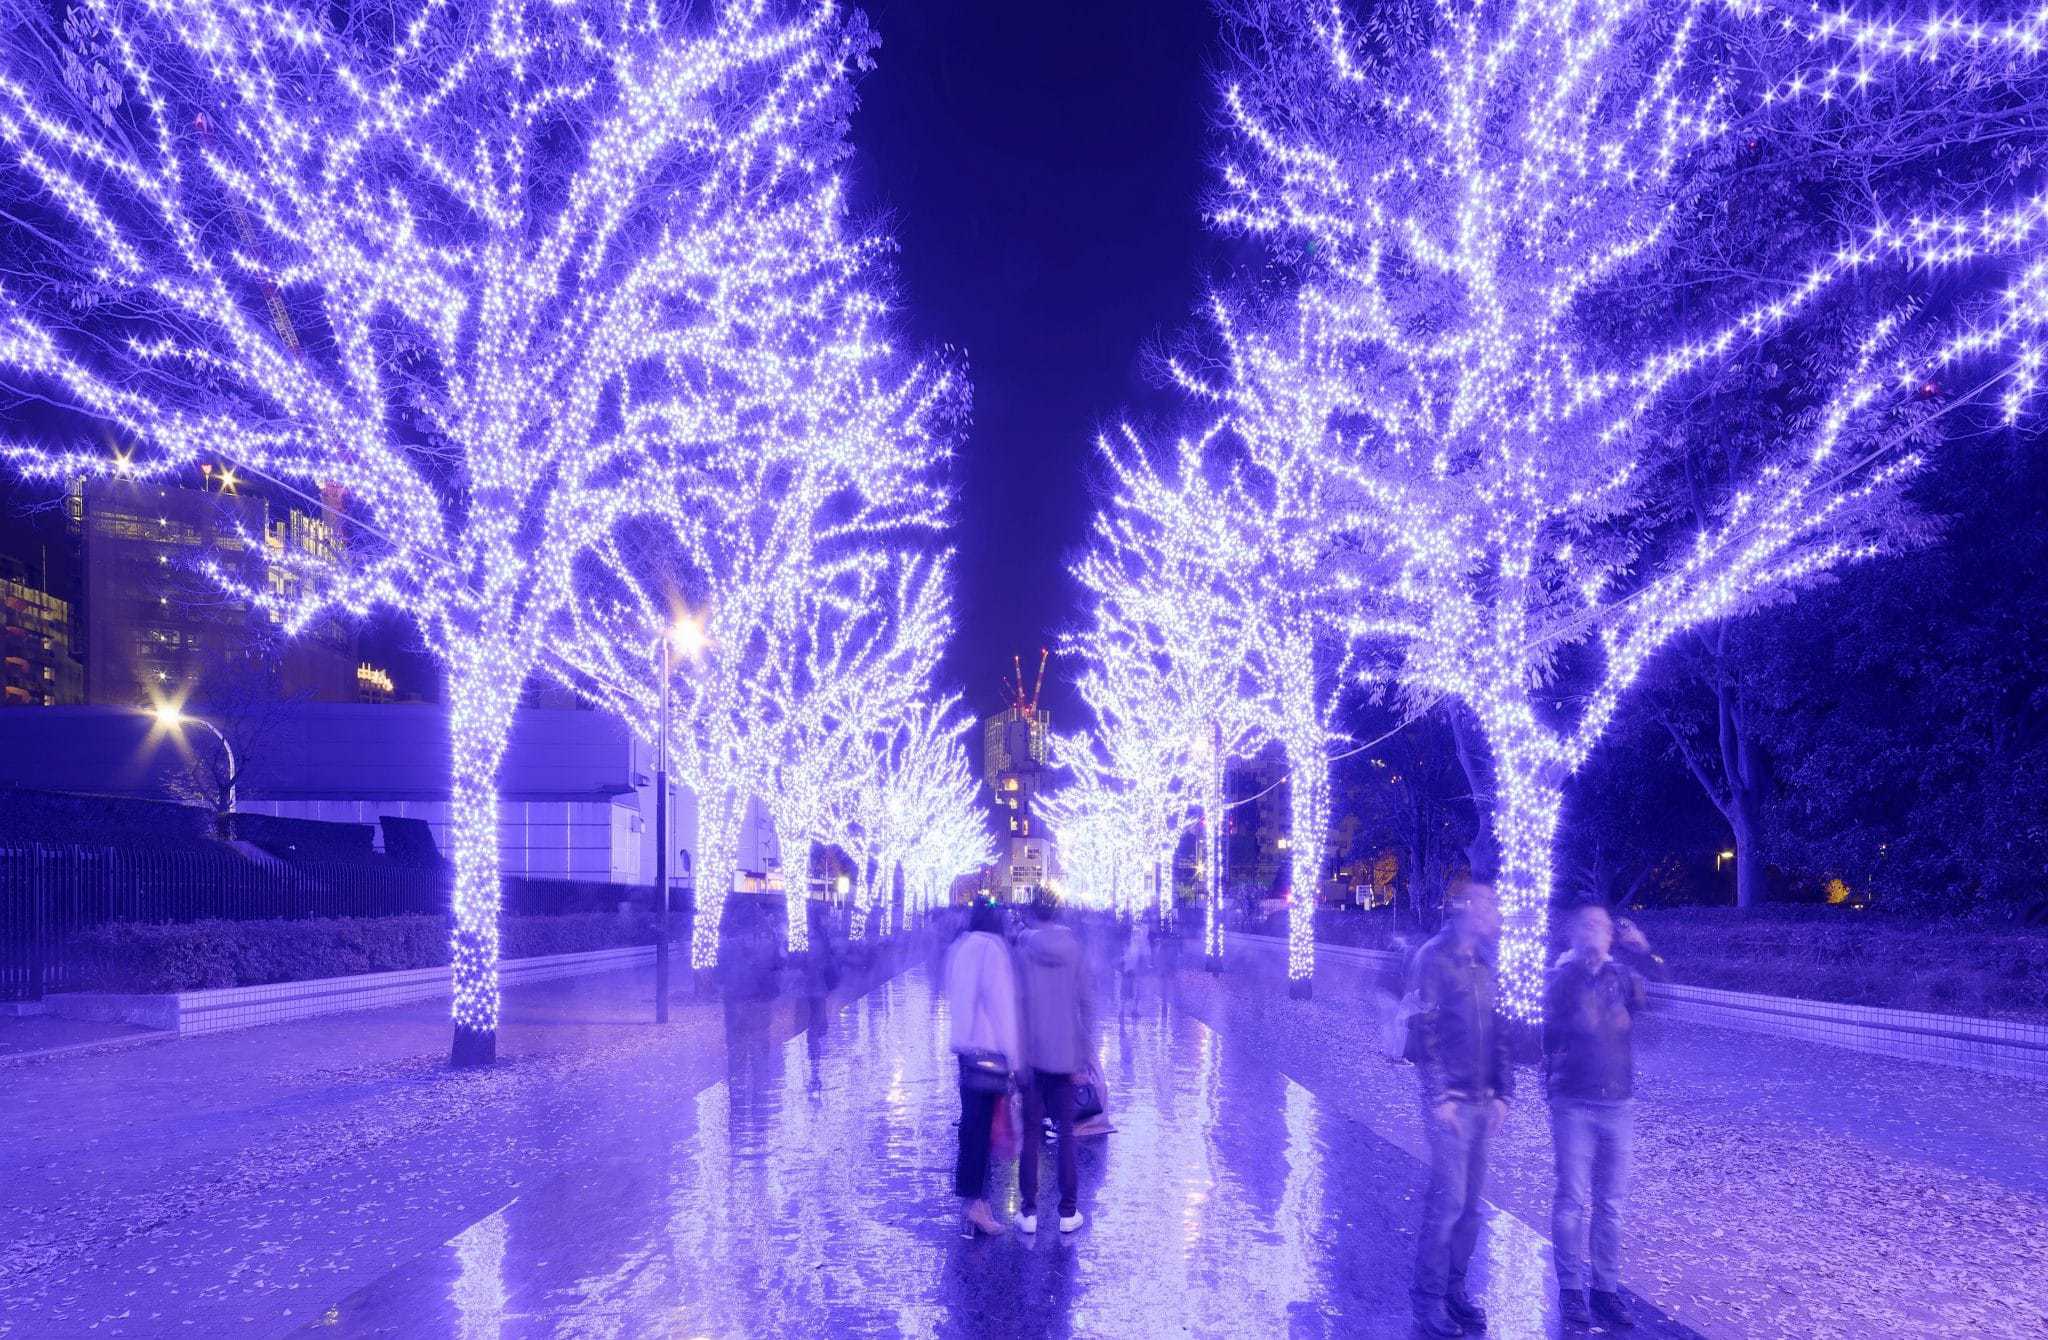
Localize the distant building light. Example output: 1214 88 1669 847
356 663 396 699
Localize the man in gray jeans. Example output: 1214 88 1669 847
1544 903 1659 1330
1012 897 1096 1234
1406 879 1511 1336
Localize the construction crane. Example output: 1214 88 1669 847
1000 647 1049 720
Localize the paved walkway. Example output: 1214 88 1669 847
302 963 1697 1339
1191 936 2048 1340
7 932 2036 1338
0 955 900 1338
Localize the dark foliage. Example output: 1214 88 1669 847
1628 909 2048 1021
1738 441 2048 913
63 911 662 994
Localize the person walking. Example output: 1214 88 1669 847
1012 896 1096 1234
946 901 1023 1238
1545 904 1659 1330
1119 913 1151 999
1406 879 1512 1337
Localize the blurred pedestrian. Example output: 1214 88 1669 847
1405 879 1512 1338
945 901 1023 1238
804 900 843 998
1545 904 1659 1330
1012 895 1096 1234
1120 914 1151 994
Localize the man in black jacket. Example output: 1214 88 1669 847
1407 879 1512 1337
1544 903 1659 1330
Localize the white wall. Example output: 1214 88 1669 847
239 796 635 884
627 737 782 896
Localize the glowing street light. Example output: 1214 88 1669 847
653 612 707 1023
149 703 236 815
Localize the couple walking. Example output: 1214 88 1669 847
946 899 1096 1238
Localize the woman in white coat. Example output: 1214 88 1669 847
946 901 1024 1236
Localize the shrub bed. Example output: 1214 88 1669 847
1217 904 2048 1021
63 911 664 994
1622 908 2048 1022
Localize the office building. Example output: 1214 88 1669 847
70 475 354 708
0 556 82 706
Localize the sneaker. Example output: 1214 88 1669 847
1412 1304 1463 1338
1559 1289 1592 1327
1014 1211 1037 1234
1058 1210 1084 1233
1445 1289 1488 1331
1591 1291 1636 1329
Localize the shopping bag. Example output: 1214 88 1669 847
991 1094 1021 1163
1073 1076 1105 1124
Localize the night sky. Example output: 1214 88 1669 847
849 0 1216 726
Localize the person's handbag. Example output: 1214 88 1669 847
1393 990 1433 1064
1072 1073 1105 1124
960 1048 1011 1094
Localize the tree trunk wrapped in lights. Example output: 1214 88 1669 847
1191 0 2048 1022
0 0 906 1063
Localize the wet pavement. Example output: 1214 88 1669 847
302 965 1700 1340
11 932 2030 1338
1189 936 2048 1340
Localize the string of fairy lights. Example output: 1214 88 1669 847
6 0 2046 1048
0 0 967 1059
1061 0 2048 1022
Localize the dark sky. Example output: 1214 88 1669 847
849 1 1216 728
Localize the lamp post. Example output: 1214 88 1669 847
152 704 235 819
654 615 705 1023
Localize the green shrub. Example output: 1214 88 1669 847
63 911 661 994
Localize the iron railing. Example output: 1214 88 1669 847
0 843 448 1000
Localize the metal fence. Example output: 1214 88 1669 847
1 843 448 1001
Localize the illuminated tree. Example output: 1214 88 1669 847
1080 422 1271 960
0 0 906 1063
761 556 951 953
1053 624 1196 925
837 697 970 940
1205 0 2048 1019
1037 760 1143 914
887 705 987 924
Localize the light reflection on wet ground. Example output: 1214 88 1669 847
307 968 1703 1340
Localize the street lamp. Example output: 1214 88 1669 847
151 703 236 815
653 614 704 1023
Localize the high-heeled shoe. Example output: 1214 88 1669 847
961 1200 1005 1238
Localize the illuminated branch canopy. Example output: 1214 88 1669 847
1200 0 2048 1018
0 0 917 1060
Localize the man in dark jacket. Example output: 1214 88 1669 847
1012 897 1096 1234
1544 903 1659 1330
1407 879 1512 1337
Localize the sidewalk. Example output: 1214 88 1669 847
303 964 1701 1340
0 952 905 1338
0 1010 161 1060
1182 936 2048 1339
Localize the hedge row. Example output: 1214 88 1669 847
1230 905 2048 1021
63 911 667 994
1624 908 2048 1021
